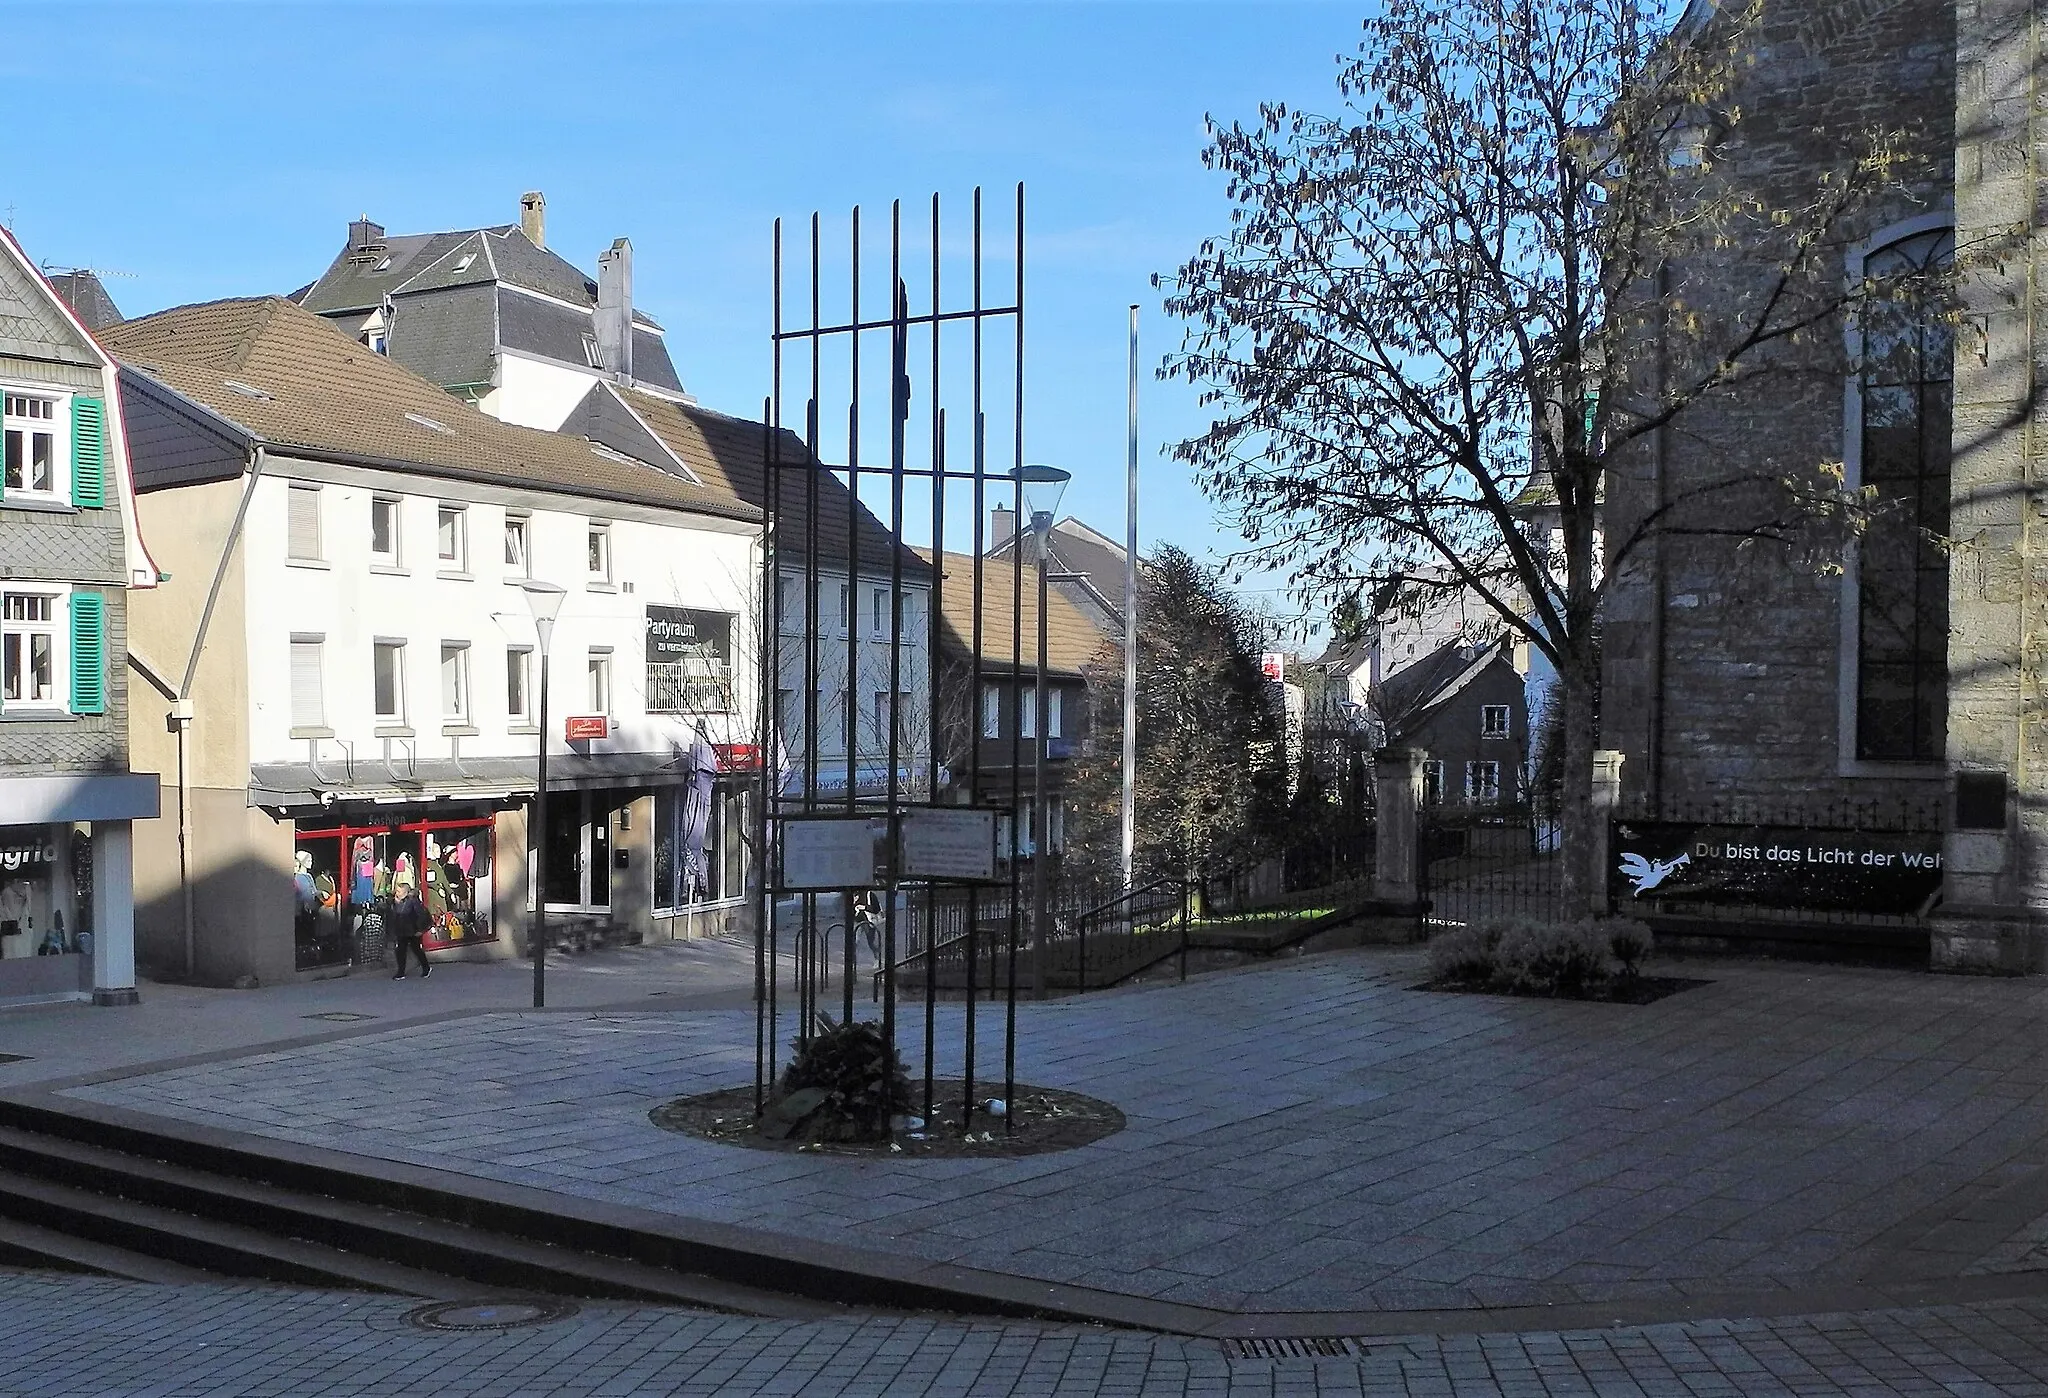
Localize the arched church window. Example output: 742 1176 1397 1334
1854 226 1953 763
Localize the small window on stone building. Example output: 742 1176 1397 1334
1466 761 1501 804
1854 226 1954 763
1480 704 1509 739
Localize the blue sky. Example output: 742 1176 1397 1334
3 0 1362 634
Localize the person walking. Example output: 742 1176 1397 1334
389 873 432 979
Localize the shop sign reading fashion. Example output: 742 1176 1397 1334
1610 821 1943 914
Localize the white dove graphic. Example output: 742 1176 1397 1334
1618 851 1689 896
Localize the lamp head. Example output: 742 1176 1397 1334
518 579 567 625
1008 463 1070 524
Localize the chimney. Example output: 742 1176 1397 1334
991 503 1017 555
519 191 546 249
348 215 385 254
595 237 634 381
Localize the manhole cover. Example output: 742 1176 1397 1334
405 1298 579 1332
304 1011 378 1022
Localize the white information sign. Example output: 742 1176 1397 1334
898 806 999 882
780 818 876 890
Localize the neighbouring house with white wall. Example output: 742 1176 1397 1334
0 228 161 1006
106 295 764 986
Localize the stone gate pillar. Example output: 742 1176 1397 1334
1937 0 2048 972
1589 752 1625 918
1375 747 1426 906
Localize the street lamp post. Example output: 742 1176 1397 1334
519 580 567 1009
1010 465 1070 1000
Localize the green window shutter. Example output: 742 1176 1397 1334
70 591 107 715
71 396 106 508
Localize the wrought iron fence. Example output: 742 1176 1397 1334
1418 798 1566 932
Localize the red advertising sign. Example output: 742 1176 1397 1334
565 715 610 741
714 743 762 772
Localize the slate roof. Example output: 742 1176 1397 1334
293 221 682 396
585 383 932 584
989 516 1130 616
46 270 123 331
920 549 1112 678
1309 635 1373 676
101 297 756 522
1376 639 1504 738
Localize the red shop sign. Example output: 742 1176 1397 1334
565 715 610 741
715 743 761 772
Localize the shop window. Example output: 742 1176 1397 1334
3 392 63 501
293 818 496 973
1481 704 1510 739
290 636 325 731
437 505 467 572
0 825 91 959
1853 224 1954 763
373 640 406 723
504 515 530 576
507 646 532 723
287 486 322 563
653 784 728 913
1 591 61 708
440 642 470 723
370 496 401 566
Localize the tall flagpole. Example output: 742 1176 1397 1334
1122 305 1139 890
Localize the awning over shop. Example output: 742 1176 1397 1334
0 772 161 825
249 750 711 811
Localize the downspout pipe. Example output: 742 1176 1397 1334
174 444 267 980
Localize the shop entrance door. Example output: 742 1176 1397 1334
542 790 612 911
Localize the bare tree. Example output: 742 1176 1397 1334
1161 0 1932 907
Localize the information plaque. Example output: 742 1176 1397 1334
898 806 999 882
779 817 877 891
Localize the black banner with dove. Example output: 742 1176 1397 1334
1609 822 1943 914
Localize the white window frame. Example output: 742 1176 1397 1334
587 522 612 585
436 504 468 574
1047 686 1064 740
981 682 1001 739
370 496 402 568
289 634 326 732
1 587 66 711
440 642 471 724
870 587 890 640
1466 760 1502 804
372 640 407 725
286 485 323 564
507 646 533 725
1480 704 1510 739
2 389 68 504
588 649 613 714
1020 682 1038 740
504 514 531 578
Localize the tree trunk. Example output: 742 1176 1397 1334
1556 658 1599 917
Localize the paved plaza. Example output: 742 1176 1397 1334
3 1270 2048 1396
36 946 2048 1323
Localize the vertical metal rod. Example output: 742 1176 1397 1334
923 192 943 1127
532 644 550 1009
756 382 775 1116
883 199 905 1079
764 222 784 1107
845 205 862 1029
1004 181 1024 1132
962 188 985 1135
802 210 822 1044
1032 539 1050 1000
1123 304 1140 892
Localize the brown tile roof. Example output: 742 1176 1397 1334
101 296 756 521
623 386 930 582
919 549 1113 679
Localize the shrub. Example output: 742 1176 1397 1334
1605 918 1654 980
1491 917 1613 997
1427 917 1506 984
772 1020 912 1143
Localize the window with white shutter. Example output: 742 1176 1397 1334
290 637 325 730
287 487 321 562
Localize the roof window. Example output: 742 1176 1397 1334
404 411 454 435
373 255 393 273
224 380 274 401
451 252 477 274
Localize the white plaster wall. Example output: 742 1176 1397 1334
479 354 608 431
241 473 758 771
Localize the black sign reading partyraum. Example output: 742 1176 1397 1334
645 606 733 666
1609 821 1943 915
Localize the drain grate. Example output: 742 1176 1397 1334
304 1012 378 1022
1225 1337 1400 1361
406 1298 579 1332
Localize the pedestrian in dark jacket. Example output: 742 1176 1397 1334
390 874 432 979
